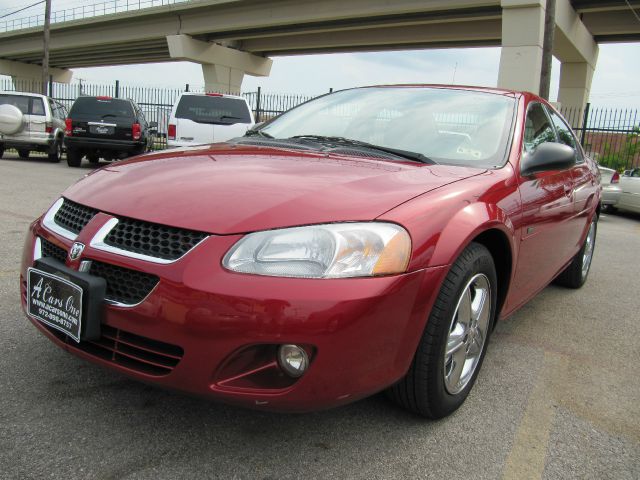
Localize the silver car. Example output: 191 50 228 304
0 91 66 162
618 167 640 214
598 165 622 212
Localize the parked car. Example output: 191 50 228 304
0 91 66 162
167 92 254 147
597 165 622 212
616 167 640 213
21 85 600 418
64 96 155 167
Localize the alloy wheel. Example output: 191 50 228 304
443 273 491 395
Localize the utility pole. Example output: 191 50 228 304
42 0 52 95
539 0 556 100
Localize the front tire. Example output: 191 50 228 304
554 216 597 289
66 148 82 167
389 242 497 418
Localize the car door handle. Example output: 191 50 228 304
564 184 572 196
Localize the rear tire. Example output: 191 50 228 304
18 149 29 159
388 242 497 418
554 216 597 289
0 146 4 159
48 139 62 163
66 149 82 167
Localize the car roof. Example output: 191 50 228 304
179 92 246 100
0 91 48 99
360 84 522 97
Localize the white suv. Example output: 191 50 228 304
167 92 254 148
0 91 66 162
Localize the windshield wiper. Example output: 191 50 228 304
100 114 117 119
289 135 436 164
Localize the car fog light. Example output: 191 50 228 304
278 344 309 378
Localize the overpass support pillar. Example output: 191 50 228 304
497 0 546 95
557 62 594 112
167 35 272 93
0 59 72 91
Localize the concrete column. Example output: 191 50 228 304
202 64 245 94
0 59 72 91
167 35 272 93
497 0 546 94
557 62 595 111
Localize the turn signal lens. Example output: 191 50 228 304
372 230 411 275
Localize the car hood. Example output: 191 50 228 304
63 144 485 234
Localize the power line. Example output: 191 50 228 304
624 0 640 24
0 0 44 19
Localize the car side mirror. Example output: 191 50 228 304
521 142 576 176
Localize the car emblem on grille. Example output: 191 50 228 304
69 242 85 261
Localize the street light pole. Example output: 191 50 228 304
42 0 52 95
539 0 556 100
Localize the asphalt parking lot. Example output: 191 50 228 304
0 152 638 480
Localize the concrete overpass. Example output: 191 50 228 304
1 0 639 109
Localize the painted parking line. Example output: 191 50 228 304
502 351 568 480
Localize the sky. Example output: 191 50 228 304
1 0 639 108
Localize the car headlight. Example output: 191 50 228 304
222 222 411 278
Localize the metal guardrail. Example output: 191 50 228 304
0 0 190 33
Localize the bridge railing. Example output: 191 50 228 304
1 0 190 33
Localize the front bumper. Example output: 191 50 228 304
20 221 447 412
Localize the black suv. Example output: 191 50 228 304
64 96 156 167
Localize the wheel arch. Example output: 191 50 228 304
426 202 517 322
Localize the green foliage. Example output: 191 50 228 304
597 126 640 172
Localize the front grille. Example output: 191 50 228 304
54 198 98 234
43 324 183 376
104 218 208 261
89 260 159 305
40 237 67 264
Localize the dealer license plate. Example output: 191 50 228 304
27 268 83 343
90 125 114 135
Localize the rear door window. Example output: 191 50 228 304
31 97 45 116
175 95 251 124
70 97 134 119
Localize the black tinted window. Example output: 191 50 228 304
523 103 556 152
70 97 134 119
175 95 251 124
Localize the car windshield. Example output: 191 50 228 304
261 87 516 168
70 97 134 119
175 95 252 124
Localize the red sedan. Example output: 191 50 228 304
20 85 600 418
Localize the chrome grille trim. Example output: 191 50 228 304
42 198 77 241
